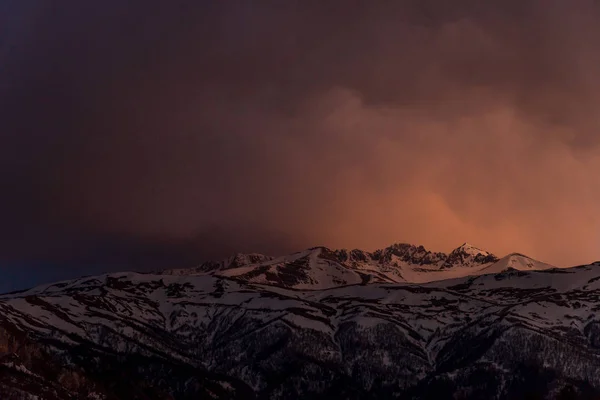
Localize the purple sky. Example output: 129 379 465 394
1 0 600 291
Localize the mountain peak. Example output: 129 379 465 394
454 242 488 254
442 243 498 269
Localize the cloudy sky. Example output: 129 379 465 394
1 0 600 291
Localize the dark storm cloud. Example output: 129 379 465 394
1 0 600 289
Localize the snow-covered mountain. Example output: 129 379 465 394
163 242 554 289
1 243 597 399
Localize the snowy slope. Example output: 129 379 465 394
477 252 556 274
2 261 600 399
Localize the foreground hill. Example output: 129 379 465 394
0 246 599 399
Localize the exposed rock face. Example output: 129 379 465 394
440 243 499 269
376 243 447 266
1 260 600 399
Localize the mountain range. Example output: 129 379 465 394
162 242 554 288
1 242 599 399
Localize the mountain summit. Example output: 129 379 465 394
441 242 499 269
